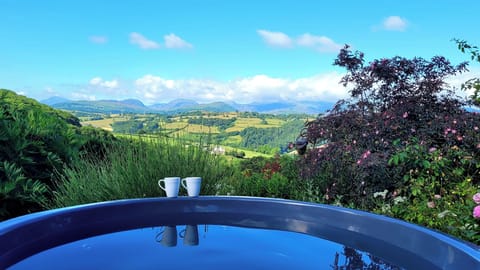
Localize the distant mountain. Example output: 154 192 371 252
46 97 334 114
53 99 149 114
121 99 146 108
40 96 71 106
150 99 199 111
228 101 334 114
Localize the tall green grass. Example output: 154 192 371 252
49 135 236 208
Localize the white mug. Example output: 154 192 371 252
180 225 199 246
181 177 202 197
158 177 180 197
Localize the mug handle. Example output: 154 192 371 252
181 178 188 189
155 227 165 242
179 228 186 238
158 179 166 191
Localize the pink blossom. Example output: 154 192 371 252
451 129 457 134
473 193 480 204
429 147 437 153
473 205 480 219
434 194 442 199
356 159 362 165
475 126 479 131
427 201 435 208
453 120 457 124
362 150 371 159
457 136 463 141
402 112 408 118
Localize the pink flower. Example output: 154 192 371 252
429 147 437 153
427 201 435 208
362 150 371 159
434 194 442 199
473 193 480 204
473 205 480 219
452 129 457 134
475 126 479 131
403 112 408 118
457 136 463 141
356 159 362 165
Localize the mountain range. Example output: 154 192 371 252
41 97 334 115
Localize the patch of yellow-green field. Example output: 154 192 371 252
264 118 285 126
225 117 284 132
81 116 129 131
223 146 272 158
81 118 114 131
164 122 220 134
223 135 242 145
225 118 262 132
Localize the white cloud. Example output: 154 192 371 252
164 33 193 49
257 30 342 53
257 30 293 48
89 35 108 44
134 72 348 104
382 16 408 31
296 34 343 53
129 32 160 49
446 66 480 99
89 77 119 89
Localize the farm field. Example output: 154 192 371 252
80 111 310 157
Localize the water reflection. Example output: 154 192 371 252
154 224 206 247
331 247 402 270
10 225 403 270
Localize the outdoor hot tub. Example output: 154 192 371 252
1 196 479 269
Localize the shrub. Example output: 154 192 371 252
49 136 236 207
298 45 477 209
0 89 118 220
374 141 480 244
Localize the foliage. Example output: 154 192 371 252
0 89 116 220
239 119 305 151
454 39 480 106
299 45 476 209
111 119 145 134
224 155 300 199
373 141 480 244
49 136 236 207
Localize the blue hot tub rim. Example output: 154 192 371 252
0 196 479 269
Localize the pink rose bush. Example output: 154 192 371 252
473 205 480 220
473 193 480 219
473 193 480 204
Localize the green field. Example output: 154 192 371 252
80 111 308 158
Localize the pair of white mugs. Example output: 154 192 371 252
158 177 202 197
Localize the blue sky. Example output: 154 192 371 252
2 0 479 104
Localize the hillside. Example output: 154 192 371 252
0 89 116 220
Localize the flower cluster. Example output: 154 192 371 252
473 193 480 219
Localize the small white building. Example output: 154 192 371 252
211 146 226 155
